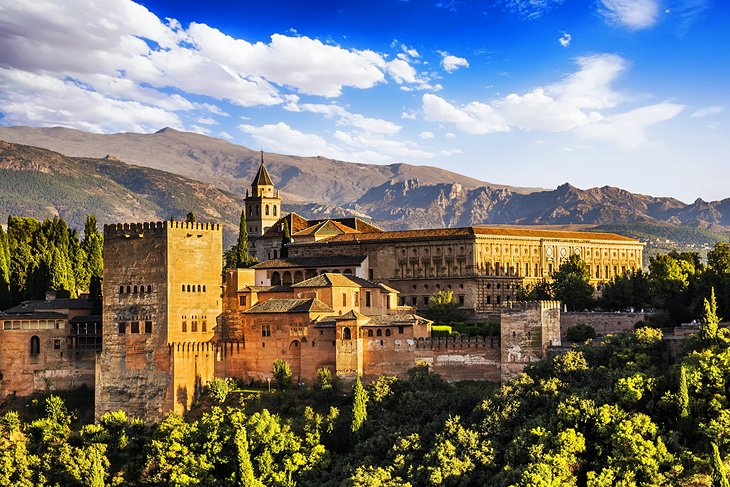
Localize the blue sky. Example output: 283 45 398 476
0 0 727 202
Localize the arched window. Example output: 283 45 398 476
147 285 152 293
187 284 191 292
203 285 206 292
30 335 40 355
265 204 270 216
126 285 131 294
197 284 201 292
343 327 352 340
249 206 253 216
182 284 185 292
133 285 138 294
119 286 124 294
385 329 391 337
367 329 373 337
376 329 382 337
293 271 303 283
271 272 282 286
139 285 144 294
343 268 353 275
273 205 277 216
282 271 292 286
273 249 278 259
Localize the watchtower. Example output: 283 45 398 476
244 151 282 238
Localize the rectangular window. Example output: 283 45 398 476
386 295 391 309
606 265 610 278
354 291 359 304
412 296 418 306
487 295 491 305
398 326 404 335
342 293 347 306
239 295 247 306
53 339 61 350
202 321 207 333
496 296 501 304
366 291 371 307
458 295 465 305
535 263 539 276
423 296 429 305
596 265 600 278
548 263 553 274
131 321 140 334
144 321 152 334
118 322 125 334
525 263 529 276
262 325 271 337
369 269 374 280
192 321 198 332
400 296 406 306
182 321 187 332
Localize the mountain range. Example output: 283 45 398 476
0 126 729 251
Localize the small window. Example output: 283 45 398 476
119 286 124 294
366 291 371 307
145 321 152 334
53 339 61 350
239 295 247 306
147 285 152 293
385 329 391 337
368 329 373 337
126 285 131 293
182 321 187 332
376 329 382 337
342 293 347 307
192 321 198 332
197 285 201 292
202 321 207 333
423 296 429 305
182 284 186 292
273 205 277 216
131 321 140 334
398 326 404 335
187 284 191 292
458 295 464 305
133 285 138 294
265 204 270 215
30 335 40 355
118 322 126 335
139 285 144 294
343 327 352 340
203 285 206 292
262 325 271 337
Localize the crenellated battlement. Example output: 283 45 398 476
104 221 222 240
500 300 561 314
415 335 499 350
167 339 245 354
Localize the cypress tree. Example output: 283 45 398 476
281 218 290 259
351 374 368 433
234 209 250 268
186 212 195 223
69 229 90 293
678 365 689 418
701 287 720 340
82 215 104 280
711 442 730 487
235 421 256 487
0 223 10 309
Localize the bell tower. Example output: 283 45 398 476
244 150 282 238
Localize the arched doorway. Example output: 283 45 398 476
293 270 304 283
284 340 302 383
282 271 292 285
271 271 281 286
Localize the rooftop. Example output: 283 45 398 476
292 273 383 289
252 255 367 270
363 314 431 326
3 297 93 314
243 298 334 314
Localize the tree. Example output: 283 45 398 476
272 359 292 390
229 209 251 268
649 252 698 325
186 212 196 223
711 442 730 487
82 215 103 280
280 218 290 258
552 254 594 311
0 223 11 309
520 279 553 301
565 324 596 342
700 287 721 340
423 290 468 324
678 365 689 418
232 412 257 487
351 375 368 433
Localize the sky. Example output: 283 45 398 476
0 0 728 203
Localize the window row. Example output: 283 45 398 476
117 321 153 334
120 284 153 294
399 295 465 306
3 319 63 330
181 320 208 333
248 204 278 217
181 284 207 293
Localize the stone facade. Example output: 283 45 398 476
561 311 651 339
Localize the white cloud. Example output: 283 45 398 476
445 132 456 139
691 105 724 118
240 122 347 158
421 53 684 147
599 0 660 30
218 131 233 139
419 131 435 139
439 51 470 73
289 102 402 135
559 32 572 47
196 117 217 125
401 110 417 120
504 0 566 19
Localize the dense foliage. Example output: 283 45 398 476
1 214 103 307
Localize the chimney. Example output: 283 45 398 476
45 290 57 301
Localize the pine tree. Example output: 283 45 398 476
711 442 730 487
281 218 290 259
233 209 250 268
82 215 104 280
678 365 689 418
351 374 368 433
234 419 256 487
701 287 721 340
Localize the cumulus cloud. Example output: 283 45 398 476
559 32 572 47
419 131 435 139
599 0 660 30
504 0 566 19
239 122 347 158
691 105 724 118
421 53 684 147
287 102 402 135
0 0 432 133
439 51 470 73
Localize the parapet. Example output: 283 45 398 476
104 221 222 240
414 335 498 350
500 300 561 314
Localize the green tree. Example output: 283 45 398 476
82 215 104 280
231 411 257 487
281 218 290 258
565 323 596 342
0 223 11 309
552 254 594 311
423 290 468 324
678 365 690 419
648 252 699 325
351 375 368 433
700 287 721 340
232 209 251 268
272 359 292 390
186 212 196 223
520 279 553 301
711 442 730 487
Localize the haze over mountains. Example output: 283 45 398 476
1 126 729 242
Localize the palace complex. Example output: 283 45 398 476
0 156 643 421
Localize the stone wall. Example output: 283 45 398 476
561 311 649 339
415 336 501 381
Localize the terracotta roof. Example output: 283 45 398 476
312 309 367 326
292 273 382 289
364 314 431 326
3 298 93 314
261 213 310 238
302 226 640 244
252 255 367 269
0 311 67 320
243 298 333 314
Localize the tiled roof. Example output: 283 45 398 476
69 315 102 324
3 298 93 314
292 273 382 289
261 213 310 238
302 226 640 244
252 255 367 269
364 314 431 326
0 311 67 320
243 298 334 314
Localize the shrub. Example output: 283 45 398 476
272 359 292 390
206 377 232 404
315 367 338 392
565 324 596 342
431 325 453 338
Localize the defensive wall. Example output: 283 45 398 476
561 311 651 338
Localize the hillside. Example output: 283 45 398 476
0 125 539 206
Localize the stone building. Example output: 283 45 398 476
0 295 99 399
244 162 644 314
95 220 223 420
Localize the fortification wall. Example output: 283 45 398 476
561 311 649 338
0 329 95 399
414 336 501 381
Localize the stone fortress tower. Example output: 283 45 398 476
244 150 282 239
95 220 222 420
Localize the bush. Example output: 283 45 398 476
315 367 338 392
206 377 233 404
565 324 596 342
431 325 453 338
272 359 292 390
